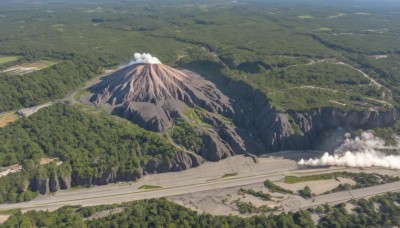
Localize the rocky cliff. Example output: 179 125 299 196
224 77 399 153
28 151 205 194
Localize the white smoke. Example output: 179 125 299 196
129 53 161 65
299 132 400 169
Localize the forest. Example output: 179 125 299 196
0 0 399 112
0 104 179 203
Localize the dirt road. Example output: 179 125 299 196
283 181 400 211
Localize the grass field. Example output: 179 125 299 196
284 174 335 184
20 60 59 69
0 56 19 64
0 209 19 216
0 112 18 128
221 173 238 178
138 185 162 190
207 173 238 182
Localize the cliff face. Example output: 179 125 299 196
145 151 205 174
225 79 399 153
29 151 205 194
255 108 398 152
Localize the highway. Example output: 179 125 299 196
0 167 292 212
0 154 399 213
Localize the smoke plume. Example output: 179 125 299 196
129 53 162 65
299 132 400 169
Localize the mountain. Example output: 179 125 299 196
90 63 233 131
90 61 400 165
90 62 264 163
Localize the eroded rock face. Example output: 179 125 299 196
59 175 72 190
144 151 205 174
72 174 93 187
34 178 50 195
49 175 60 193
28 152 204 193
224 78 399 152
96 168 118 185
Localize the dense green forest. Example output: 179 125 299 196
0 104 179 203
0 58 101 113
0 0 399 111
171 119 204 151
3 193 400 227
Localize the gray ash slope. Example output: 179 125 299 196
90 63 264 173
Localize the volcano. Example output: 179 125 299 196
89 54 263 169
90 62 234 132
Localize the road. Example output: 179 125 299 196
0 170 290 212
336 61 383 89
283 181 400 211
0 154 302 212
0 154 399 213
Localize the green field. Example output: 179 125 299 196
0 56 19 64
221 173 238 178
138 185 162 190
284 174 335 184
0 208 19 215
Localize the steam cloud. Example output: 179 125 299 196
129 53 162 65
299 132 400 169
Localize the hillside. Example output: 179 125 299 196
0 104 206 203
89 57 264 161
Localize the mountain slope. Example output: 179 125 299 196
90 63 264 161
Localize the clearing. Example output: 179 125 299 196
0 164 22 178
327 13 346 19
0 215 10 225
0 111 18 128
298 15 314 19
1 60 59 75
276 177 355 195
0 56 19 64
